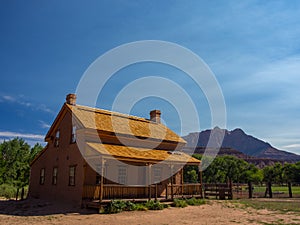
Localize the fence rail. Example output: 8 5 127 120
204 183 232 200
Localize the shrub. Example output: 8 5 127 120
125 201 137 211
105 200 127 214
134 203 148 211
185 197 206 206
0 184 16 199
172 199 188 208
145 200 166 210
101 200 168 214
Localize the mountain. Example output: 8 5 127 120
182 146 281 168
182 127 300 163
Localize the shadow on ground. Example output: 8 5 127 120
0 198 96 216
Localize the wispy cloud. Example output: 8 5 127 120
0 131 44 141
0 94 54 114
39 120 51 129
2 95 16 102
283 144 300 149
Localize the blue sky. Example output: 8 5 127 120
0 1 300 154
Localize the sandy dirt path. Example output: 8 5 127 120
0 200 300 225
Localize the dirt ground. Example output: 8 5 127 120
0 198 300 225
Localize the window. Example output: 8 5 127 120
52 167 58 185
96 173 101 185
118 166 127 185
40 168 45 185
54 130 60 147
71 126 76 143
153 167 162 184
69 165 76 186
95 164 106 184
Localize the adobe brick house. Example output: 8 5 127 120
29 94 201 207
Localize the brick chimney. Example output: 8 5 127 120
150 110 161 123
66 93 76 105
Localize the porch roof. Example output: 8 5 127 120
86 142 200 165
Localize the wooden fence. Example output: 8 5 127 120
203 183 232 200
165 184 202 199
232 183 300 199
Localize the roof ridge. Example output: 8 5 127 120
71 104 151 123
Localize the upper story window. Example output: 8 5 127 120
54 130 60 147
52 167 58 185
40 168 45 185
71 126 76 143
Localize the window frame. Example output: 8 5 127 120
153 167 162 184
118 165 127 185
70 125 76 144
54 129 60 147
95 164 107 185
40 168 45 185
69 165 76 186
52 167 58 185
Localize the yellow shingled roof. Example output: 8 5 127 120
86 142 200 165
68 104 186 144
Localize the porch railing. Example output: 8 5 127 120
83 184 156 200
83 183 202 200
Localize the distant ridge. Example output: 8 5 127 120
182 127 300 163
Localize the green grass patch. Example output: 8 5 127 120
0 184 29 200
244 185 300 195
0 184 17 199
232 199 300 213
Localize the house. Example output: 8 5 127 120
29 94 201 207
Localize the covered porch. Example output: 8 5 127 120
81 142 202 203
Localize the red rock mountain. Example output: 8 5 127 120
182 127 300 163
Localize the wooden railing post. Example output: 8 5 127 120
181 168 184 196
166 184 168 199
198 164 203 198
99 158 106 203
82 163 87 199
155 183 158 201
170 164 174 201
148 164 152 200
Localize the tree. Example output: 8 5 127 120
282 163 298 198
0 138 43 200
263 163 282 198
200 155 249 184
241 163 263 198
30 143 43 163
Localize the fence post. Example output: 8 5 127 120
288 182 293 198
248 181 253 198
